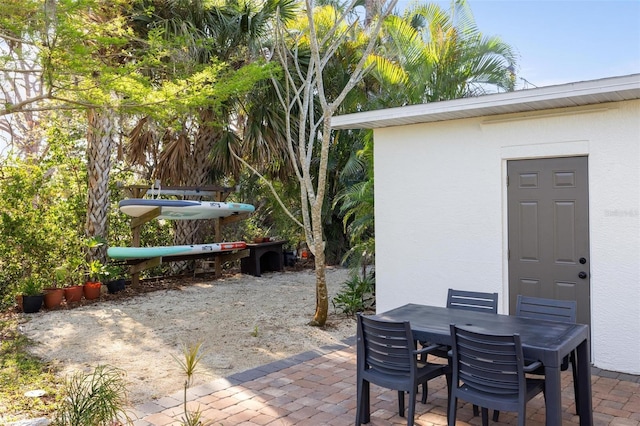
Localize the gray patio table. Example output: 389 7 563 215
374 303 593 426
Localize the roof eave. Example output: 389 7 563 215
331 73 640 130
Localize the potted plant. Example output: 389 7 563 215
64 282 84 303
60 259 85 304
84 259 106 300
43 266 67 309
79 235 108 301
104 264 126 294
19 275 45 314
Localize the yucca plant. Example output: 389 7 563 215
53 365 130 426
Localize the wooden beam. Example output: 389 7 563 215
220 212 251 226
123 184 235 194
145 189 222 197
217 249 250 263
128 257 162 288
131 207 162 229
125 250 249 286
129 257 162 274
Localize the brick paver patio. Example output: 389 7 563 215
129 337 640 425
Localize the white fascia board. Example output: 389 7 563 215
331 73 640 130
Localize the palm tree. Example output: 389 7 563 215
126 0 298 258
335 0 517 272
377 0 517 105
63 2 128 264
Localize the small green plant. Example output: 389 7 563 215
86 259 108 282
172 341 213 426
19 275 44 296
53 365 130 426
332 271 375 315
84 236 108 282
53 264 72 288
251 325 259 337
104 263 125 281
59 257 86 287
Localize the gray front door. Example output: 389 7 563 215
507 156 590 327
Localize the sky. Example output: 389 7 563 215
395 0 640 89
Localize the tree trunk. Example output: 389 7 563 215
85 108 114 263
170 113 216 273
310 205 328 326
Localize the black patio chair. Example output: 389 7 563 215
446 289 499 313
420 289 499 360
420 289 498 417
356 314 449 426
447 324 545 426
516 295 579 414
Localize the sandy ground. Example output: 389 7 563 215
19 267 356 406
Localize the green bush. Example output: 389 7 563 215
332 270 375 315
53 365 130 426
0 153 86 309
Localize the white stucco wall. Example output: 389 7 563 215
373 100 640 374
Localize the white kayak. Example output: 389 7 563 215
107 241 247 260
118 199 255 220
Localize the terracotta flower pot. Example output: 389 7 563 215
43 288 65 309
64 285 84 303
15 294 23 311
83 281 101 300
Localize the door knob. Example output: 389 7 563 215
578 271 588 279
579 257 587 264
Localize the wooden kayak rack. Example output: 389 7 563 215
119 184 250 287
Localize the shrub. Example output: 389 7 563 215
0 155 86 309
332 270 375 315
53 365 130 426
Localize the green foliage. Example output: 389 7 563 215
53 365 130 426
85 260 107 283
172 341 213 426
83 237 109 282
332 270 375 316
333 129 375 270
172 341 204 388
0 150 86 309
0 318 61 422
231 173 305 251
19 275 44 296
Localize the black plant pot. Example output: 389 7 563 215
106 279 126 294
283 251 297 267
22 294 44 314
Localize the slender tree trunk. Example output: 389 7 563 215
310 197 328 326
85 108 114 263
270 0 397 326
309 116 333 326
